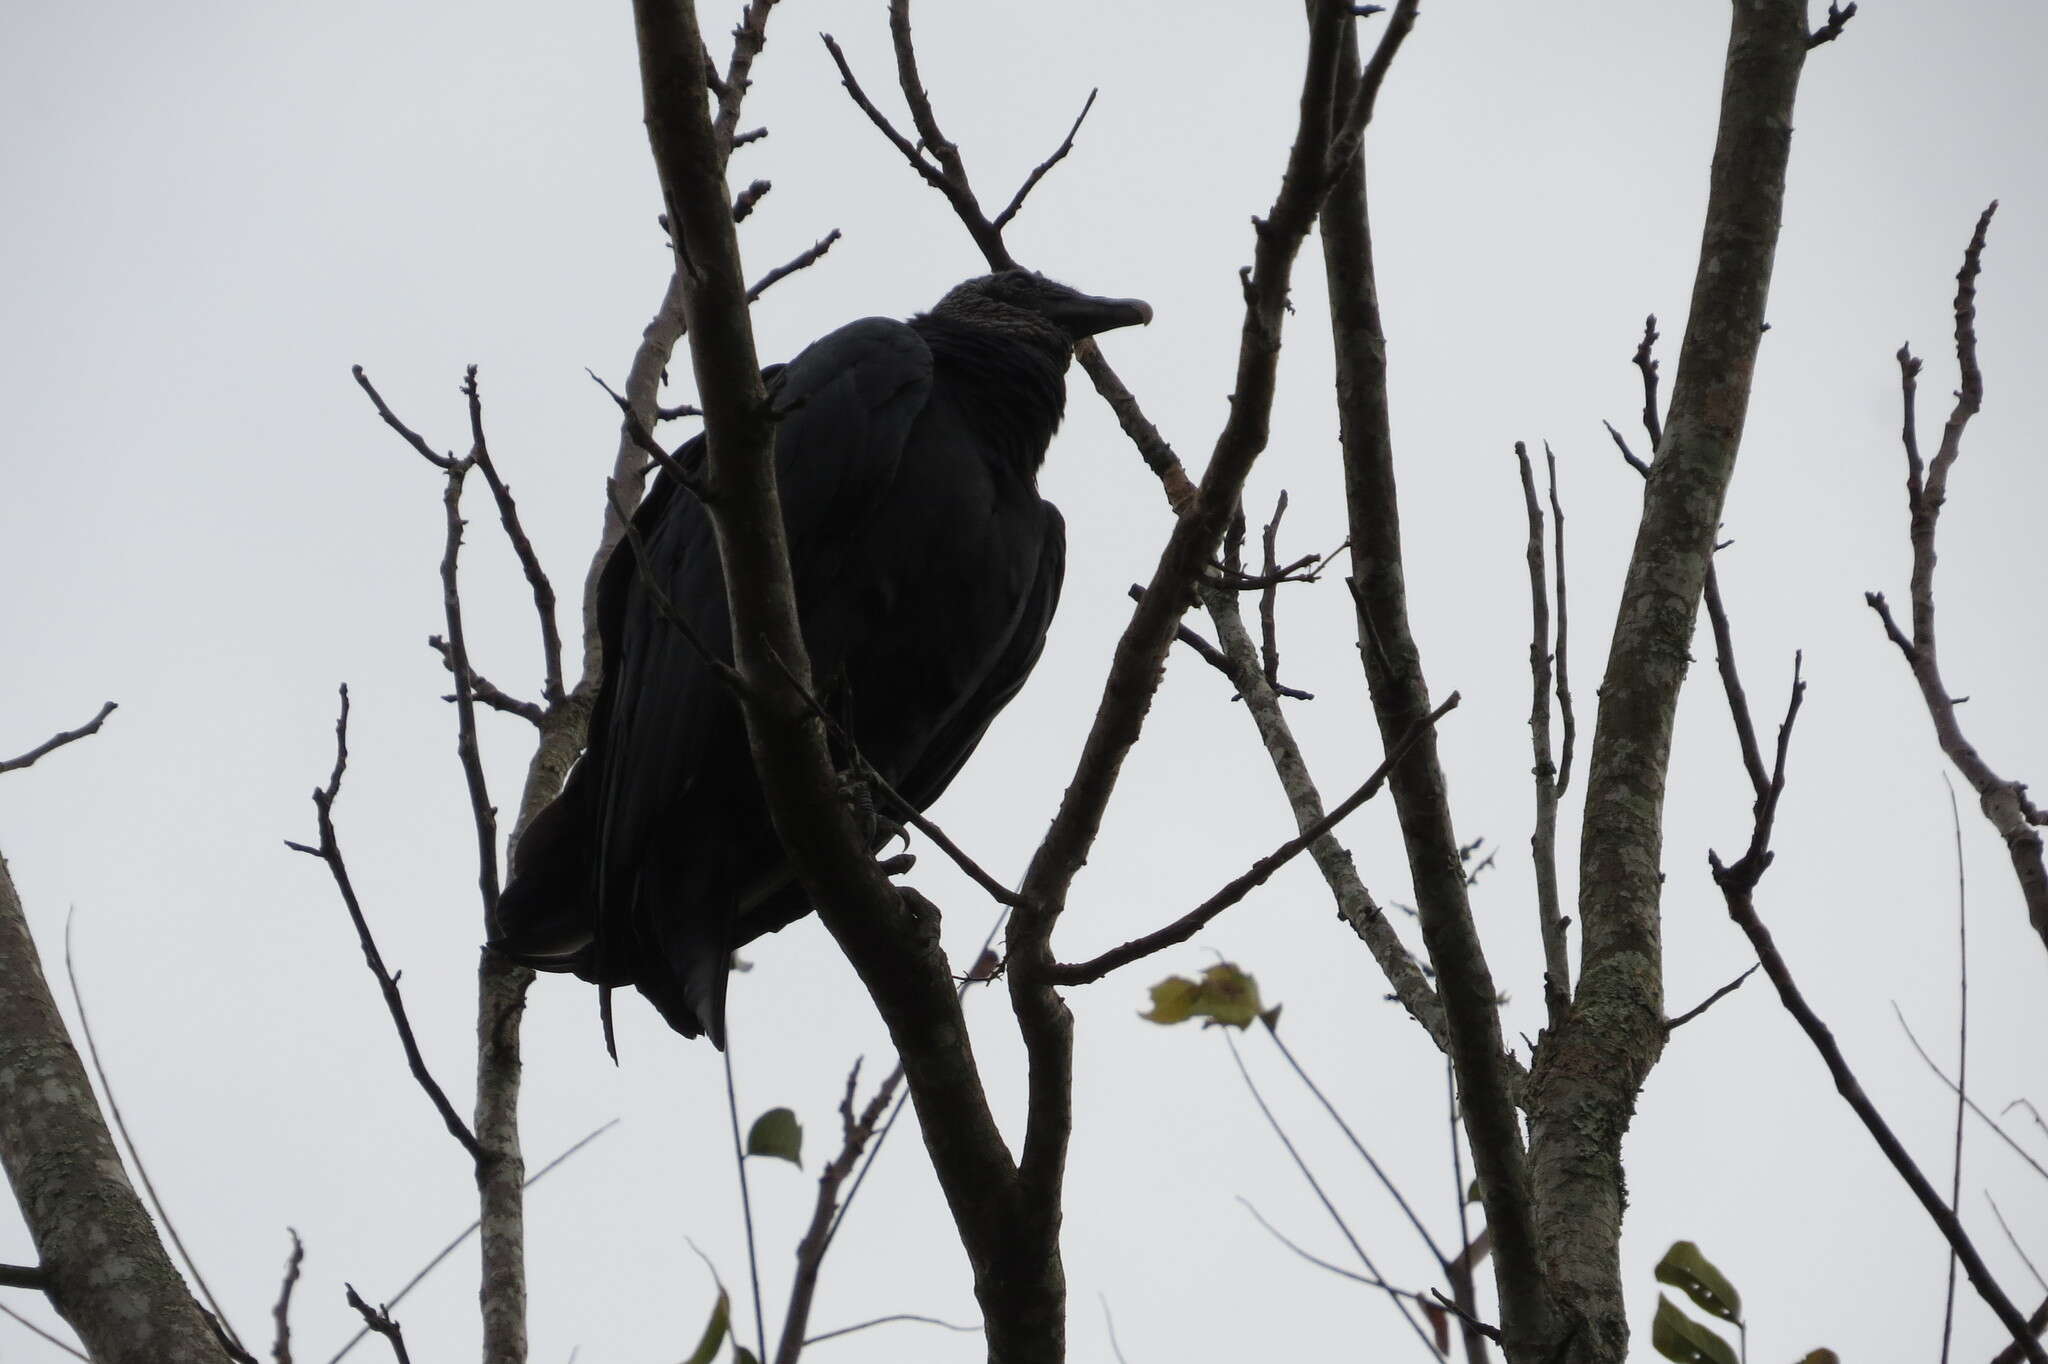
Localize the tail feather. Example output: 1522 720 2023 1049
620 837 733 1048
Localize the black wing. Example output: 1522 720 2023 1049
493 318 934 1043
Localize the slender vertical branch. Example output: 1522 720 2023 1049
1940 777 1969 1364
1315 10 1547 1356
1519 442 1570 1030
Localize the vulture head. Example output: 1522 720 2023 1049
930 269 1152 358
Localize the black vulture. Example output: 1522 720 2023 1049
489 270 1151 1048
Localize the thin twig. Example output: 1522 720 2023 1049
1101 1295 1131 1364
285 687 484 1161
1519 441 1569 1026
1633 313 1664 449
1079 343 1197 512
1725 891 2045 1360
710 0 779 162
1806 1 1858 47
0 1301 87 1359
801 1313 979 1347
1223 1034 1439 1358
723 1042 769 1364
1049 695 1458 984
1987 1195 2048 1293
343 1288 411 1364
326 1120 618 1364
732 177 771 221
352 368 458 470
1893 1009 2048 1185
1189 580 1449 1048
775 1060 903 1364
0 1264 46 1289
432 441 504 919
1941 775 1969 1364
428 636 544 725
1665 964 1760 1031
1258 491 1288 691
0 702 117 775
754 642 1023 910
271 1230 304 1364
588 370 701 494
746 229 844 303
63 916 248 1356
1546 444 1574 798
992 88 1098 232
1260 1017 1447 1264
1602 419 1651 478
463 368 567 706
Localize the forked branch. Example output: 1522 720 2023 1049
1864 204 2047 956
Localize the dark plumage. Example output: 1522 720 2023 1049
489 271 1151 1048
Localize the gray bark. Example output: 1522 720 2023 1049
1525 4 1814 1360
0 846 229 1363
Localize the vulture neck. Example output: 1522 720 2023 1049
914 315 1069 478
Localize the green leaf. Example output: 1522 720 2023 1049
1654 1240 1742 1323
1142 975 1201 1024
1651 1296 1738 1364
1794 1352 1840 1364
732 1348 760 1364
746 1107 803 1167
680 1288 731 1364
1140 963 1264 1029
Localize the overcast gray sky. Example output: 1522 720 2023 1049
4 2 2045 1360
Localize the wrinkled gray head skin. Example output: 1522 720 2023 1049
930 269 1152 355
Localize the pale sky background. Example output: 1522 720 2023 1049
3 2 2045 1360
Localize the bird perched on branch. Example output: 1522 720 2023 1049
490 270 1151 1049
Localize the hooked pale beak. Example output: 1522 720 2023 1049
1050 293 1153 339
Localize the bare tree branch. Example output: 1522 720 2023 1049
1806 1 1858 48
1664 964 1759 1032
343 1288 411 1364
271 1231 304 1364
1049 695 1456 985
285 687 484 1162
634 2 1036 1353
429 636 544 725
1893 1010 2048 1185
1222 1034 1440 1358
0 703 117 776
1719 881 2042 1361
1519 442 1571 1029
801 1313 978 1348
1260 1019 1447 1266
1190 582 1449 1048
1942 777 1970 1364
747 229 843 303
1703 576 2042 1363
1987 1196 2048 1294
1864 204 2047 957
776 1062 906 1364
327 1121 618 1364
992 88 1098 232
463 369 567 706
1527 9 1823 1355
